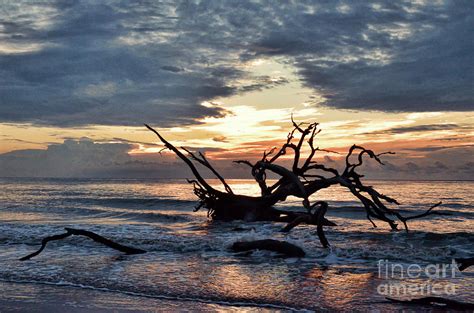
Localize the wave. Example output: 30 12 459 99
59 197 197 209
0 206 193 225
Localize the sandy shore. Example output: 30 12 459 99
0 281 272 312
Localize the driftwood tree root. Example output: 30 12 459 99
145 118 442 248
231 239 305 258
20 228 146 261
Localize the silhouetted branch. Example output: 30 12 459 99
315 202 330 248
280 201 330 248
398 202 442 231
182 147 233 194
456 257 474 271
145 124 215 193
19 232 71 261
20 228 145 261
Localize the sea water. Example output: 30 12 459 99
0 178 472 311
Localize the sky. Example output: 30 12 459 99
0 0 473 179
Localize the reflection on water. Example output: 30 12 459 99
0 178 472 311
321 271 374 308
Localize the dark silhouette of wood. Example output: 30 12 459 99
315 202 330 248
386 297 474 310
231 239 305 257
456 257 474 271
145 118 441 247
280 201 330 248
398 201 442 231
20 228 146 261
19 232 71 261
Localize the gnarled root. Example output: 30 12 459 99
145 119 442 248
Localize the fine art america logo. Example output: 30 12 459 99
377 259 459 297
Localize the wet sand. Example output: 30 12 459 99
0 281 271 312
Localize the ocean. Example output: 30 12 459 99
0 178 472 311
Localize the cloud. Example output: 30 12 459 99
0 138 197 178
1 138 473 180
323 156 335 163
404 162 420 172
212 135 228 143
0 1 472 128
405 144 474 152
356 145 474 179
0 138 231 178
250 1 473 111
0 138 132 177
161 66 184 73
237 75 290 93
367 123 467 135
0 1 237 127
391 124 461 133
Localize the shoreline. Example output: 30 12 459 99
0 280 278 312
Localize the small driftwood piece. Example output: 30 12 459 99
20 227 146 261
456 257 474 271
231 239 305 258
386 297 474 310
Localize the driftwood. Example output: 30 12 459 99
231 239 305 258
21 120 442 256
456 257 474 271
386 297 474 310
20 228 146 261
145 117 441 247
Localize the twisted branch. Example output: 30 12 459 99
20 228 146 261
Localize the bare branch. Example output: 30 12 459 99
398 202 442 232
145 124 215 193
181 147 233 194
344 144 395 175
20 228 146 261
233 160 254 168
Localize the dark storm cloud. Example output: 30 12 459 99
249 1 474 111
0 1 236 127
0 1 472 127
